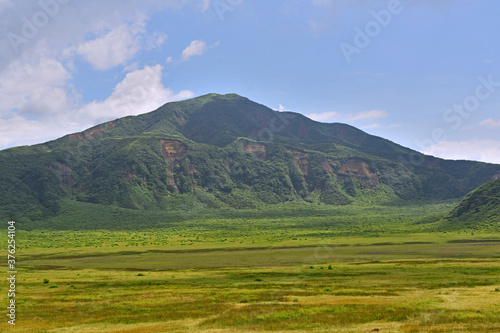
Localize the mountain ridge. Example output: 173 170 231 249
1 93 499 224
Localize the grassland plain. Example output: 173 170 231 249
1 202 499 332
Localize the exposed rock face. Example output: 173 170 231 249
161 140 187 161
288 149 309 174
337 159 379 188
243 142 267 160
160 140 191 194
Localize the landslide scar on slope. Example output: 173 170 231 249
69 120 120 141
243 142 267 160
288 149 309 174
161 140 188 194
161 140 187 161
337 159 379 188
323 159 338 174
50 162 76 188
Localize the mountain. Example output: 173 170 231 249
443 179 500 231
1 93 500 223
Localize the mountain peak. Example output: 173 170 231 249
1 94 499 224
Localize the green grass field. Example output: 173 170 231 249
2 202 499 332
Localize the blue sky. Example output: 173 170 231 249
1 0 500 163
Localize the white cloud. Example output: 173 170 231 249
0 2 128 71
479 118 500 128
0 64 193 149
421 140 500 164
0 55 72 117
78 65 194 124
123 62 140 73
144 31 168 50
306 109 388 123
0 115 67 149
181 40 207 62
0 45 83 147
0 1 177 73
273 104 290 112
0 1 197 149
74 24 142 71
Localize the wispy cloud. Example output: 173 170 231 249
479 118 500 128
180 39 220 62
273 104 290 112
361 124 381 129
306 109 388 123
345 109 388 122
144 31 168 51
421 139 500 164
306 111 341 122
181 40 208 62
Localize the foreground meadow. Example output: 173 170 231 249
2 203 499 332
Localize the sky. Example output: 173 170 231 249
1 0 500 164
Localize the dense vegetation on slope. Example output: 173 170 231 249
442 179 500 230
1 93 499 226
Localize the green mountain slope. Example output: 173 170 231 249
1 93 499 224
443 179 500 231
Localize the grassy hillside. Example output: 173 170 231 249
442 179 500 231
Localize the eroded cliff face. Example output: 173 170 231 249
243 142 267 160
160 140 190 193
288 149 309 175
287 148 379 190
161 140 187 161
337 159 380 188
